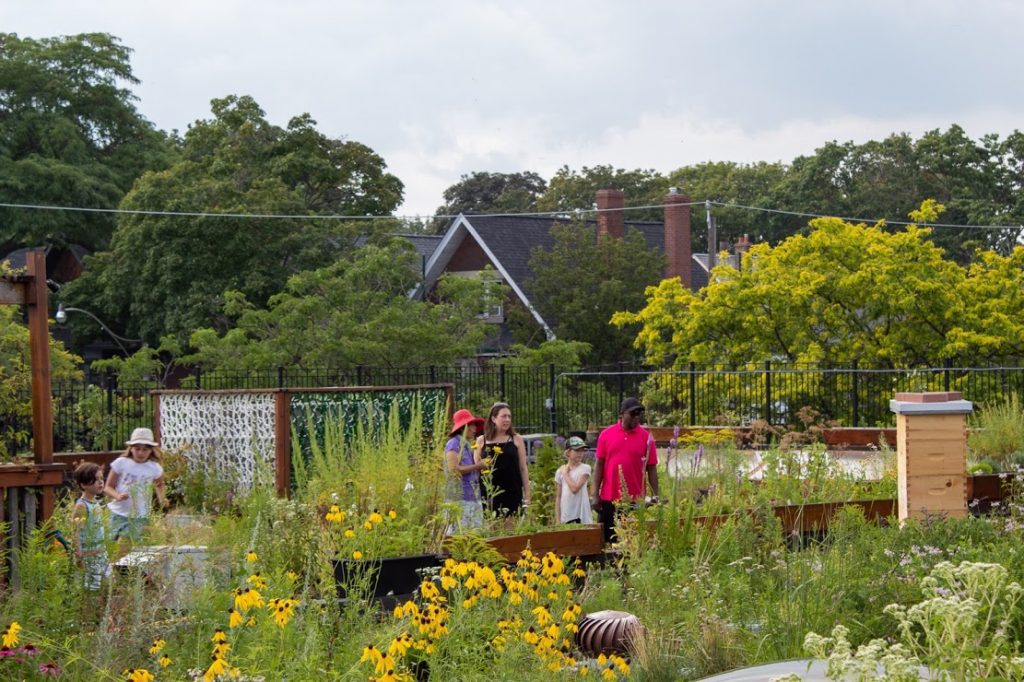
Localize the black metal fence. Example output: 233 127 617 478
14 362 1024 455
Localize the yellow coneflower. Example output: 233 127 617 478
228 608 244 628
123 669 155 682
210 629 228 644
368 510 384 524
246 573 267 589
2 622 21 648
158 654 172 668
245 551 258 563
388 509 397 519
148 638 165 655
204 655 229 680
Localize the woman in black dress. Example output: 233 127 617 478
475 402 531 517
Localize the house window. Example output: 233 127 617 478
479 275 504 322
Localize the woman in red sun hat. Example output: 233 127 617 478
444 408 487 533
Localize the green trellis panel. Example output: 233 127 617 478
289 387 449 468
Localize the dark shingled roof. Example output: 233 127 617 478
460 214 708 293
399 234 444 260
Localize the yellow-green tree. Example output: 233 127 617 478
614 202 989 369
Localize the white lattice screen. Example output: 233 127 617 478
159 392 276 492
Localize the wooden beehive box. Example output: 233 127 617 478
891 392 972 521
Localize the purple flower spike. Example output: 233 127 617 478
555 436 566 448
673 425 681 438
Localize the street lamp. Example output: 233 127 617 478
54 303 142 355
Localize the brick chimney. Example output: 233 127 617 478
735 234 752 269
663 187 692 290
596 189 624 240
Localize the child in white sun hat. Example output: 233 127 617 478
104 427 169 544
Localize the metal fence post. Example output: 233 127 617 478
548 364 558 434
689 362 697 426
618 361 625 407
851 359 859 427
277 366 285 389
764 360 772 424
194 366 202 389
499 364 506 402
944 359 951 392
106 370 115 451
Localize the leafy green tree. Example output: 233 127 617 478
182 240 492 369
615 201 972 368
61 95 404 344
432 171 546 232
0 32 175 252
768 127 1024 260
520 221 664 367
535 165 668 220
667 161 787 251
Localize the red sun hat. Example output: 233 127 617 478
449 408 485 437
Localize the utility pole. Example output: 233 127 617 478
705 199 717 271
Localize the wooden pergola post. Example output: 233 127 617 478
1 251 55 519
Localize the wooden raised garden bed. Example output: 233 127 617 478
482 524 605 562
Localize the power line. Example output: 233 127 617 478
710 201 1023 232
0 198 1020 231
0 200 703 222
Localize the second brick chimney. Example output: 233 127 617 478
663 187 692 290
596 189 625 240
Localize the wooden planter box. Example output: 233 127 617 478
482 524 605 562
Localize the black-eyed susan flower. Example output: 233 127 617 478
123 668 155 682
148 638 165 655
245 551 258 563
158 654 171 668
2 622 21 648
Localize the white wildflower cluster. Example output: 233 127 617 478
803 625 921 682
803 561 1024 681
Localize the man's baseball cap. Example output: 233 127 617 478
619 397 644 414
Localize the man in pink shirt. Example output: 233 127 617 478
590 397 660 543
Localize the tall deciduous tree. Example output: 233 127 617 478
62 95 404 344
535 165 668 220
667 161 787 251
767 127 1024 260
518 221 664 367
182 240 491 369
0 33 175 252
432 171 546 232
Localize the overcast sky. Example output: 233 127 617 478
4 0 1023 216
